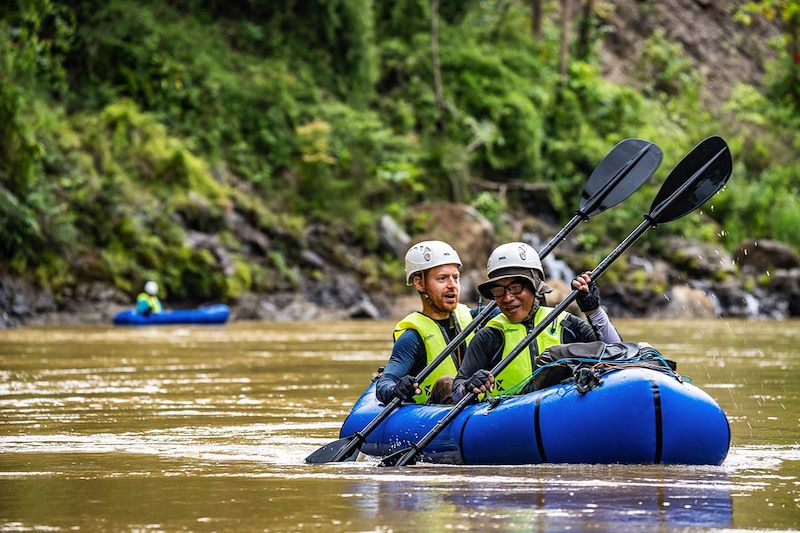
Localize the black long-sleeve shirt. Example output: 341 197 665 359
452 308 620 400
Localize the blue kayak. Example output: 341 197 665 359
339 367 730 465
112 304 230 326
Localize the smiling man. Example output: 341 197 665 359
375 240 479 405
452 242 621 401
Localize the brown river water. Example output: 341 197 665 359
0 318 798 532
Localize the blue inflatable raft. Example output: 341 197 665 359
339 367 730 465
112 304 230 326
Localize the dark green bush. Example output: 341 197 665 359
0 0 797 305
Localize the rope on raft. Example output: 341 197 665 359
497 345 690 398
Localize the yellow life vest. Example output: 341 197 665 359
393 303 475 404
484 305 568 397
136 293 163 314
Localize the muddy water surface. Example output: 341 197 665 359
0 319 798 531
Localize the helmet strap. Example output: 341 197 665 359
523 291 541 322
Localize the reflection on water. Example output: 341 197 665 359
347 468 736 531
0 319 798 531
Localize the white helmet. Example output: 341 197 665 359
144 281 159 296
404 240 462 285
485 242 544 278
478 242 551 299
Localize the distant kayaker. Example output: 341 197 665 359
136 281 163 316
376 240 492 405
452 242 622 401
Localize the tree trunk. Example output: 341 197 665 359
576 0 594 60
791 22 800 108
431 0 445 133
559 0 573 82
531 0 542 38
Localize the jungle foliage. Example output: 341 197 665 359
1 0 798 302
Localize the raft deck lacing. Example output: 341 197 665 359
495 345 689 399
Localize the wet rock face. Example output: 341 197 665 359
661 237 736 280
2 199 799 325
734 240 800 272
657 286 718 318
0 278 56 328
708 282 761 318
225 210 271 257
378 214 410 258
0 278 131 328
762 268 800 318
406 202 496 301
303 271 384 319
601 283 663 319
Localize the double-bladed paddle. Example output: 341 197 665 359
304 138 662 464
379 135 733 467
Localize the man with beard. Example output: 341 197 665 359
375 240 489 405
452 242 621 400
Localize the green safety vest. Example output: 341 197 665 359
136 293 163 314
393 304 475 404
484 305 568 397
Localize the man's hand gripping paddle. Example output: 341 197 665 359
378 136 732 467
304 138 662 464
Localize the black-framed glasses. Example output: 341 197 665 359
490 282 525 298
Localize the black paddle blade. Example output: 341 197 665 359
579 138 663 217
377 447 417 467
649 136 733 224
304 436 359 464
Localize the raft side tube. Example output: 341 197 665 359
339 383 472 463
658 377 731 465
541 370 659 463
112 304 230 325
460 393 542 464
338 368 730 466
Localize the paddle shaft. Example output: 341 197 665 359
383 208 589 399
326 215 588 462
376 140 659 404
327 302 496 462
391 216 656 467
307 137 664 464
384 135 732 467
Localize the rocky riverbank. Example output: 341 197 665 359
2 203 798 329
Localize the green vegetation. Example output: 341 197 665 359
1 0 798 301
